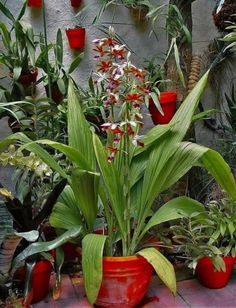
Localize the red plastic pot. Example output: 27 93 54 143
65 27 85 49
31 260 52 303
18 68 38 87
27 0 42 7
95 255 153 307
148 91 177 125
196 256 234 289
15 260 52 304
71 0 82 7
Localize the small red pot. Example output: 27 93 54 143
27 0 42 7
15 260 52 304
31 260 52 303
196 256 234 289
71 0 82 7
18 68 38 87
65 27 85 49
95 255 153 307
149 91 177 125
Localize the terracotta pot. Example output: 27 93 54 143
148 91 177 125
196 256 234 289
65 27 85 49
27 0 42 7
18 68 38 87
45 82 64 104
95 255 153 307
70 0 82 7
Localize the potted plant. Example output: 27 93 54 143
36 30 83 104
171 198 236 289
65 9 87 49
123 0 151 23
28 0 42 8
76 75 109 134
3 27 236 307
143 57 177 125
66 26 86 49
0 3 38 88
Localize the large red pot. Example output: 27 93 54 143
95 255 153 307
71 0 82 7
65 27 86 49
149 91 177 125
18 68 38 87
196 256 234 289
27 0 42 7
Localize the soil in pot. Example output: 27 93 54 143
65 27 86 49
148 91 177 125
95 255 153 307
196 256 234 289
28 0 42 7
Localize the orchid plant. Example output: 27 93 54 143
1 28 236 305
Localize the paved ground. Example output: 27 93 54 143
33 271 236 308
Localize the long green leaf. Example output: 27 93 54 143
201 149 236 200
68 53 84 74
0 133 67 178
138 248 176 295
82 234 107 304
71 169 100 231
93 134 126 236
49 202 82 230
0 2 15 22
141 196 205 238
67 80 96 170
12 227 82 273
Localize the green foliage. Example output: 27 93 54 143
171 198 236 271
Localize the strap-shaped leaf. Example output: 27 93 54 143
67 80 96 170
12 227 82 273
140 196 205 239
82 234 107 304
138 247 176 295
93 134 126 236
71 169 100 231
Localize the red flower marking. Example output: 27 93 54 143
125 93 143 103
111 47 126 59
98 61 112 73
106 146 119 162
93 45 108 57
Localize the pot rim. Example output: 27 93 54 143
103 255 145 262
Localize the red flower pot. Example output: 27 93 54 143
27 0 42 7
148 91 177 125
65 27 85 49
14 260 52 304
95 255 153 307
18 68 38 87
196 256 234 289
31 260 52 303
71 0 82 7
